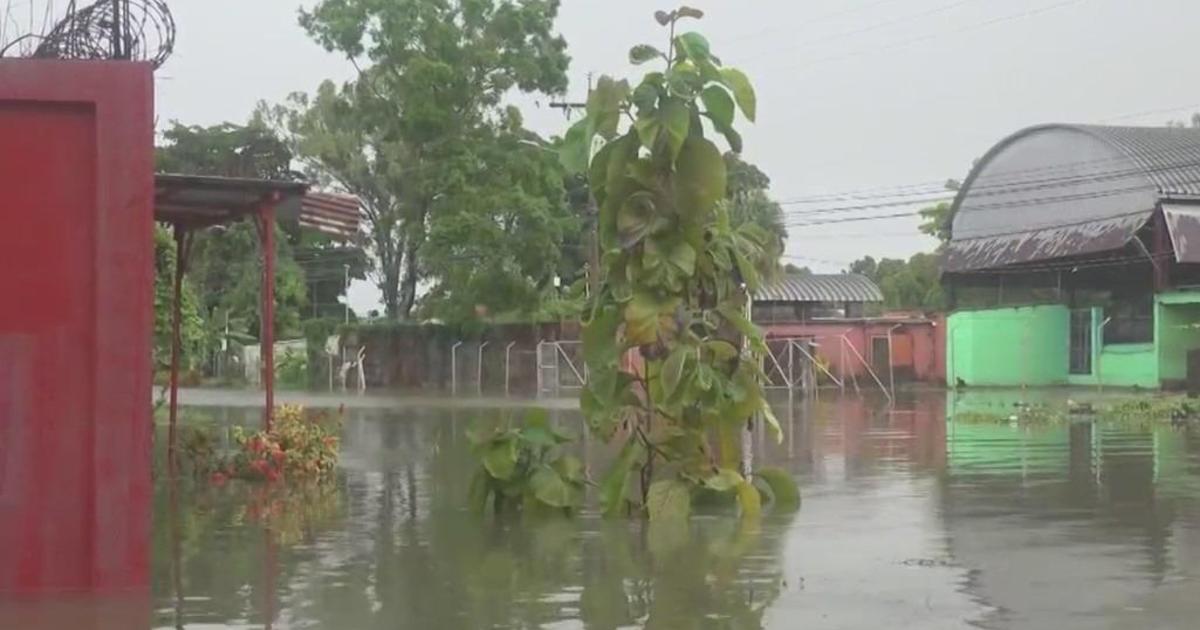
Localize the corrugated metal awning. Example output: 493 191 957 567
1164 204 1200 263
300 191 361 240
944 209 1152 272
754 274 883 303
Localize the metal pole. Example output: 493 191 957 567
343 263 350 324
505 341 517 397
451 341 463 396
1097 315 1112 392
477 341 490 396
741 286 754 477
536 341 545 399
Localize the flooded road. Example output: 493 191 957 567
10 389 1200 629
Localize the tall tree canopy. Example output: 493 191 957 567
724 153 786 279
283 0 573 321
848 253 943 311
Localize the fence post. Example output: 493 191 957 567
535 341 544 399
477 341 489 396
504 341 517 397
451 341 463 396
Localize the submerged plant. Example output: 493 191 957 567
559 7 798 521
468 410 587 516
182 405 342 484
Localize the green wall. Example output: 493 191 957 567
946 305 1069 386
1157 293 1200 383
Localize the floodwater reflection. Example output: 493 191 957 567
4 389 1199 629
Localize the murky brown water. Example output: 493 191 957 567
7 390 1200 628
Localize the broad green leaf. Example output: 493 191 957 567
662 345 689 399
719 67 756 122
560 116 592 174
468 467 491 514
720 124 743 153
677 6 705 20
617 191 657 249
587 76 630 139
703 339 739 361
582 304 620 371
632 74 663 114
674 137 726 218
629 44 665 65
634 117 660 151
482 438 518 481
716 421 739 470
700 85 734 129
675 32 711 64
759 398 783 443
661 98 690 161
704 468 744 492
588 140 615 205
735 480 762 518
754 467 801 510
647 479 691 522
666 63 703 98
530 466 572 508
654 10 673 25
666 239 696 275
601 438 644 517
624 291 680 345
716 300 766 354
552 455 585 483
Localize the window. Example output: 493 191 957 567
1103 290 1153 345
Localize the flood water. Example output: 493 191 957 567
10 389 1200 629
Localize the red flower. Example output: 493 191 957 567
209 471 228 486
272 449 286 464
265 469 281 483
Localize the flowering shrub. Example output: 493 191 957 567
208 405 341 485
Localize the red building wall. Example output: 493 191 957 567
0 61 154 593
763 318 945 384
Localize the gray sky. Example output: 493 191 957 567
139 1 1200 310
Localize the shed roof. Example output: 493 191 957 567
945 124 1200 272
754 273 883 303
154 174 361 238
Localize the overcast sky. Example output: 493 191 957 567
123 1 1200 311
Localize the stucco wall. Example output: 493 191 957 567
947 305 1069 386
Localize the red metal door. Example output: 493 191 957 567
0 60 153 593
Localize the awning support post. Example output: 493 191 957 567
168 224 193 473
256 193 279 430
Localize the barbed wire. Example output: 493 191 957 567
1 0 174 68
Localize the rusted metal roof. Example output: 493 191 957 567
945 124 1200 272
155 174 308 228
300 191 361 240
755 273 883 303
155 174 361 240
1164 204 1200 263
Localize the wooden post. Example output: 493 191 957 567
258 194 279 429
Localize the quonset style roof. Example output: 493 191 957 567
945 124 1200 272
754 273 883 303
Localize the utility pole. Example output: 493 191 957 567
551 73 600 298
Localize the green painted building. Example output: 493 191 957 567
943 124 1200 389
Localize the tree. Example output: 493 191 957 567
848 253 943 311
155 119 335 354
566 8 797 522
724 153 786 280
286 0 571 320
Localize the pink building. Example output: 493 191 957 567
753 274 946 387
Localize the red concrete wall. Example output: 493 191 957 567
0 61 154 593
763 319 945 384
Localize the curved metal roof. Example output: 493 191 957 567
1072 124 1200 197
945 124 1200 272
754 273 883 303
